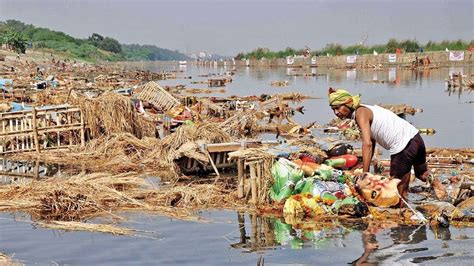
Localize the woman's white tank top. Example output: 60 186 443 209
353 104 419 155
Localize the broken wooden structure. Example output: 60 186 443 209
0 105 85 154
208 78 230 87
136 81 181 112
228 148 276 206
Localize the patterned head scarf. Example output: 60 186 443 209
328 87 361 110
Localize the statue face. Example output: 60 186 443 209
355 172 401 207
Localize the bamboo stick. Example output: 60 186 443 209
250 163 257 205
257 162 264 204
237 158 244 198
32 108 40 153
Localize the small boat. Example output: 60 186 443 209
179 60 187 65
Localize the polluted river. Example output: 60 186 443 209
0 62 473 265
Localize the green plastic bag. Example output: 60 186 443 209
294 177 314 194
270 159 304 202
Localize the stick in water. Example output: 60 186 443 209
396 191 428 223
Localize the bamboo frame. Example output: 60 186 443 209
136 81 181 111
0 106 85 154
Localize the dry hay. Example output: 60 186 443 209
427 148 474 161
287 138 327 160
146 184 239 209
145 123 232 171
0 172 243 227
185 88 226 94
76 91 155 139
256 122 301 138
8 123 232 177
379 104 422 116
37 220 142 236
80 133 161 172
278 92 312 102
32 89 69 106
0 102 12 112
271 80 289 87
221 111 260 138
0 252 21 266
0 172 150 220
8 133 162 174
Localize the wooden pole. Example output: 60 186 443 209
256 162 261 204
206 150 220 183
80 109 85 147
32 108 40 153
250 163 258 205
237 158 244 198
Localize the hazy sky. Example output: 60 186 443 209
0 0 472 56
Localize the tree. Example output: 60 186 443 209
400 39 419 53
385 39 399 53
87 33 122 53
2 29 27 53
234 52 245 60
100 37 122 53
87 33 104 46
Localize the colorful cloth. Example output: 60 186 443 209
328 89 361 109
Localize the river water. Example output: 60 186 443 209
1 63 473 264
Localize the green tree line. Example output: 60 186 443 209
237 39 474 60
0 20 189 61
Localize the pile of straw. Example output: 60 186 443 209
0 252 20 266
0 172 149 221
221 111 260 138
32 89 70 106
0 102 12 112
146 184 238 209
76 91 155 139
0 171 243 223
9 123 231 177
145 123 232 171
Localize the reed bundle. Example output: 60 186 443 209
77 91 155 139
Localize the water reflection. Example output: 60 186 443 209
0 158 81 184
231 212 462 265
120 62 473 148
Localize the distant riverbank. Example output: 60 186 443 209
194 51 473 69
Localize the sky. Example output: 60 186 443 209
0 0 472 56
